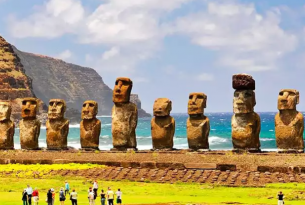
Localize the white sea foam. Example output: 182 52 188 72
97 115 111 118
70 124 80 128
269 129 274 132
260 138 274 141
209 136 228 145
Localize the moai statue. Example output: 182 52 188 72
275 89 304 152
151 98 175 150
0 101 14 150
187 93 210 151
46 99 69 150
19 98 41 150
80 100 101 150
231 74 261 151
112 77 138 151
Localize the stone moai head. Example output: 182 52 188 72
278 89 299 111
48 99 66 119
21 98 38 119
188 93 207 115
232 73 256 114
153 98 172 117
113 77 133 103
82 100 98 120
0 101 11 121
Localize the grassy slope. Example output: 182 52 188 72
1 178 305 205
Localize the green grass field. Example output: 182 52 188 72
1 164 305 205
2 178 305 205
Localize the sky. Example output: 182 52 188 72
0 0 305 113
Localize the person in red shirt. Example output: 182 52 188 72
32 188 39 205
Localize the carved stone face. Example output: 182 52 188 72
153 98 172 117
0 101 11 121
82 100 98 119
278 89 299 110
113 77 133 103
188 93 207 115
48 99 66 119
233 90 256 113
21 98 38 119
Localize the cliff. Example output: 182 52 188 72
0 36 35 100
12 46 151 117
130 94 151 117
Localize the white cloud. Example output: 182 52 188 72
196 73 214 81
55 49 72 60
102 47 120 60
8 0 84 38
172 1 298 71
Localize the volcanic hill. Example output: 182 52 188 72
0 36 150 123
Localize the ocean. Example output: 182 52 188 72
13 112 285 150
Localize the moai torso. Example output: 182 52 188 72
275 89 304 150
232 113 260 149
0 101 14 150
112 77 138 150
19 98 41 150
187 93 210 150
151 98 175 150
46 99 69 150
80 101 101 149
231 74 261 151
112 103 137 149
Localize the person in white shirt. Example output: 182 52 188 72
93 181 98 200
70 189 78 205
26 184 33 205
88 190 95 205
115 189 122 205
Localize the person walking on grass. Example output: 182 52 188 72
100 190 106 205
106 187 114 205
277 191 285 205
22 189 28 205
70 189 78 205
65 181 70 196
51 188 55 205
93 180 98 200
88 190 95 205
47 189 53 205
115 189 122 205
26 184 33 205
59 187 66 205
32 188 39 205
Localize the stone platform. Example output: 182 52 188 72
2 150 305 186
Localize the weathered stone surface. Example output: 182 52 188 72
151 98 175 150
275 89 304 150
232 73 255 90
184 163 216 170
216 164 237 171
232 76 261 150
0 101 14 149
19 97 40 150
46 99 69 150
80 100 101 149
187 93 210 150
112 78 137 150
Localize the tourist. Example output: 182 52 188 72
70 189 78 205
26 184 33 205
59 187 66 205
47 189 53 205
88 190 95 205
88 187 93 202
106 187 114 205
277 191 285 205
51 188 55 205
93 180 98 199
22 189 28 205
32 188 39 205
100 190 106 205
65 181 70 196
115 189 122 205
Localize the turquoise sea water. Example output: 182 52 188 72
13 112 289 150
